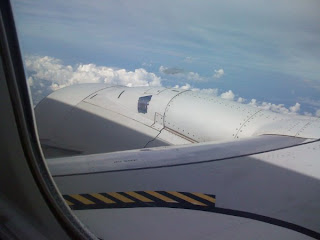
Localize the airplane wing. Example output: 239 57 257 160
48 135 320 240
1 0 318 238
33 84 320 239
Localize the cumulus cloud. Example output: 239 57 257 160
25 55 161 104
194 88 219 96
174 84 218 96
220 90 235 101
237 97 246 103
25 55 318 116
289 103 301 113
186 72 203 81
173 83 191 90
171 85 306 115
213 69 224 78
248 99 302 115
180 83 191 90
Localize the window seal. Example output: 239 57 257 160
0 1 97 239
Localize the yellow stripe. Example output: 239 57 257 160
167 191 207 206
108 192 134 203
90 193 116 204
64 199 74 206
125 192 153 202
69 194 95 205
192 193 216 203
145 191 177 203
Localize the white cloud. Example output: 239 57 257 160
248 99 257 106
26 55 318 117
220 90 235 100
186 72 203 81
237 97 246 103
213 69 224 78
248 99 302 115
289 103 300 113
170 86 306 116
195 88 219 96
26 56 161 89
180 83 191 90
173 84 218 96
25 55 162 103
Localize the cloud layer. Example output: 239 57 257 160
160 66 225 82
248 99 301 115
220 90 235 100
26 55 161 103
25 55 319 116
26 56 161 89
173 85 304 115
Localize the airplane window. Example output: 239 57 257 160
9 0 320 239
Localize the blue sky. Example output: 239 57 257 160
11 0 320 115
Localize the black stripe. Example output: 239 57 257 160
63 194 89 207
91 192 121 204
99 193 122 203
157 191 207 208
181 192 216 207
119 192 155 207
212 207 320 240
80 194 114 206
63 195 78 205
155 191 184 203
117 192 140 202
136 191 170 204
101 192 140 208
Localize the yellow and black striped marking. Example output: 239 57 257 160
63 191 320 239
63 191 216 211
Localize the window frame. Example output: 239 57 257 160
0 1 96 239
